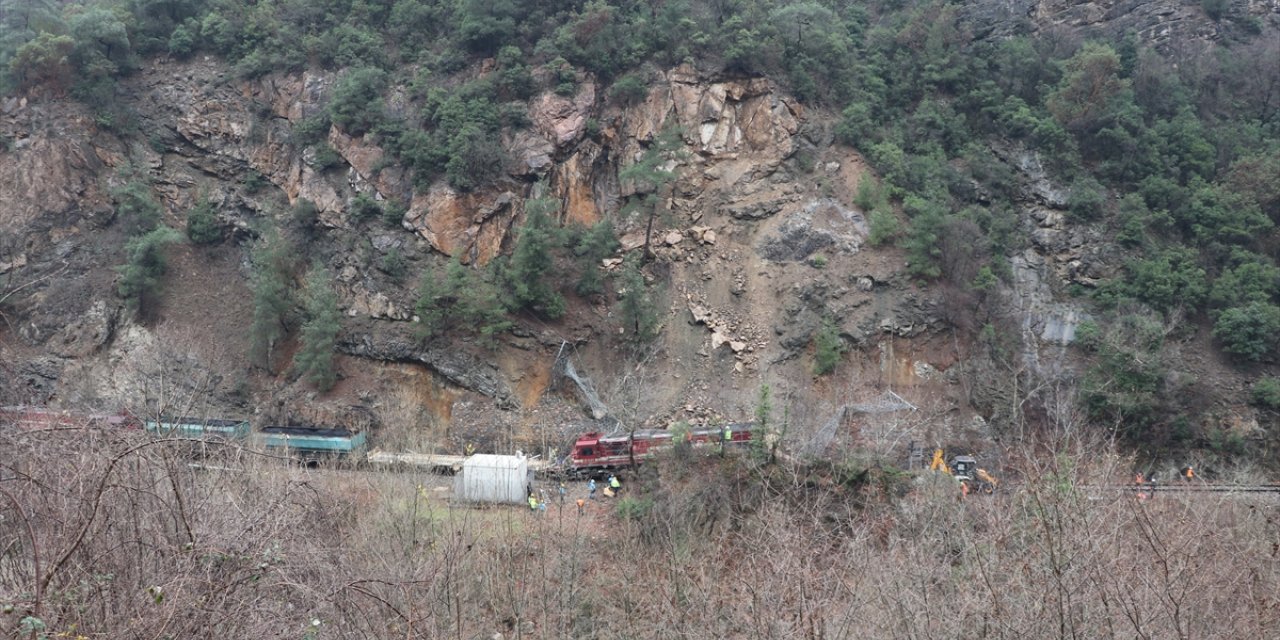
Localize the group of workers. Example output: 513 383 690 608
1134 465 1196 500
528 474 623 514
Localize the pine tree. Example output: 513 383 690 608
249 228 294 369
116 226 180 315
506 195 566 318
294 265 341 391
752 383 772 461
619 126 681 260
617 256 659 343
413 267 446 342
186 197 220 244
414 256 512 346
111 179 163 236
813 319 846 375
575 218 619 296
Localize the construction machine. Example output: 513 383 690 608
928 449 998 495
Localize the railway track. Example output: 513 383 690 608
1065 484 1280 499
1110 484 1280 493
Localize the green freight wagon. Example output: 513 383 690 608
144 416 251 440
258 426 367 459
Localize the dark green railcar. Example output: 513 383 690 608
144 417 251 440
258 426 367 459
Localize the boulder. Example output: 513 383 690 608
508 130 555 175
531 82 596 149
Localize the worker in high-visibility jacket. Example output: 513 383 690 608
528 494 538 511
609 475 621 495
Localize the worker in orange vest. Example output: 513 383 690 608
1181 465 1195 481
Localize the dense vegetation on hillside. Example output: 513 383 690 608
3 0 1279 449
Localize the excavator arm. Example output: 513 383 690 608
928 449 950 475
976 468 998 491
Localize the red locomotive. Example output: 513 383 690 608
567 423 755 473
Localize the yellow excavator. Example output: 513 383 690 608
929 449 998 495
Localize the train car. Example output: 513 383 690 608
568 422 755 474
144 416 252 440
258 426 367 460
1 406 141 431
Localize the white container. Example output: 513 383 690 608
455 454 530 504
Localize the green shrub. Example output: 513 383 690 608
609 73 649 106
292 114 333 147
615 496 654 521
291 199 320 235
310 144 344 171
813 320 846 375
1251 377 1280 410
243 170 268 192
111 180 164 236
381 248 406 281
382 200 408 228
899 196 946 279
1202 0 1227 20
835 102 874 146
445 124 504 191
167 24 195 58
10 33 75 92
1074 320 1102 350
1067 176 1106 220
867 209 899 246
1124 247 1207 313
853 177 887 212
793 147 817 174
186 198 220 244
1210 253 1280 310
1213 301 1280 362
414 267 447 343
329 68 388 136
1208 428 1245 455
457 0 518 54
350 192 382 223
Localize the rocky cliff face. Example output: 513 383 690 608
5 2 1263 452
0 57 971 446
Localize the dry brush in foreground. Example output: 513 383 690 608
1 425 1278 639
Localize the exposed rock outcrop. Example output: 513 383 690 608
338 330 516 408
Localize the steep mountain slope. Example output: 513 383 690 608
1 0 1278 466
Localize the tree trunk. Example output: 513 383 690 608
643 206 656 261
